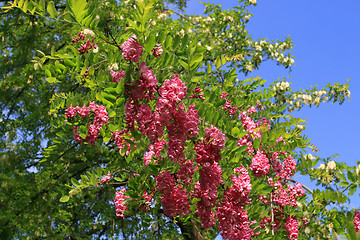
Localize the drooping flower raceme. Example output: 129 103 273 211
250 151 270 177
114 188 129 218
110 70 125 83
65 102 109 145
354 211 360 233
152 43 163 58
120 34 143 62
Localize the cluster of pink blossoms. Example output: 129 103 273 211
120 35 143 62
151 43 163 58
250 151 270 177
221 91 238 117
78 39 97 55
189 87 205 100
139 190 153 211
155 171 190 217
193 125 226 228
71 32 85 43
110 70 125 83
71 32 97 54
284 216 299 240
114 188 129 218
112 130 137 156
216 165 254 240
99 174 111 185
354 211 360 233
65 102 109 145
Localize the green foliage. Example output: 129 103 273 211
0 0 356 239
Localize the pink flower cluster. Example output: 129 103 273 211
193 125 225 228
284 216 299 240
221 92 238 117
269 179 305 207
189 87 205 100
99 174 111 184
139 191 153 211
115 188 129 218
250 151 270 177
120 34 143 62
71 32 85 43
272 153 296 180
125 62 158 102
151 43 163 58
110 70 125 83
65 102 109 145
78 39 97 55
155 171 190 217
354 211 360 233
216 165 253 240
112 130 137 156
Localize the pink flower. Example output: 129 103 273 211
65 102 108 145
114 188 129 218
250 151 270 177
110 70 125 83
158 74 187 103
354 211 360 233
151 43 163 58
99 174 111 184
120 34 143 62
284 216 298 240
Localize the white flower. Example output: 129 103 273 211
245 64 253 72
206 45 213 51
244 14 251 21
255 45 262 51
93 47 99 53
109 63 118 71
346 90 351 97
83 29 95 37
327 161 336 171
249 0 257 5
157 13 167 20
305 154 316 160
314 97 320 105
177 29 185 38
151 20 156 25
318 164 325 170
296 125 304 130
356 165 360 176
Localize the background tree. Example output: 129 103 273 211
0 0 358 239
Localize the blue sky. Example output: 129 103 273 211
184 1 360 175
183 1 360 237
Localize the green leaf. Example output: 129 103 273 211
260 185 273 195
338 181 349 187
172 35 181 50
22 0 28 12
71 178 79 187
164 35 172 50
348 184 357 196
59 195 70 202
336 171 347 182
45 69 52 77
191 53 203 65
144 34 156 53
231 127 240 138
348 171 356 183
179 60 189 70
46 77 56 83
47 1 57 18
